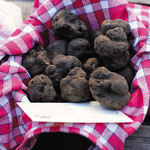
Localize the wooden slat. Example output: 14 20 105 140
128 0 150 5
124 125 150 150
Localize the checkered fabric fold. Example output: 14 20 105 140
0 0 150 149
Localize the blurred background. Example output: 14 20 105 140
4 0 34 21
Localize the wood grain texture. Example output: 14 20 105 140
128 0 150 5
124 125 150 150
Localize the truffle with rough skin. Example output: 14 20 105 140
52 54 82 80
22 46 50 77
106 27 127 41
89 67 130 110
117 65 135 86
27 75 56 102
67 38 93 62
52 9 88 40
101 50 130 71
83 58 99 78
60 67 90 102
101 19 131 35
46 40 67 62
94 31 130 70
44 65 61 91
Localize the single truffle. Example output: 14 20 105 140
83 58 99 78
116 65 135 86
67 38 93 62
94 34 130 70
101 19 131 35
102 50 130 71
52 54 82 80
22 46 50 77
60 67 90 102
44 65 61 91
89 67 130 110
27 75 56 102
52 9 88 40
106 27 127 41
46 39 67 62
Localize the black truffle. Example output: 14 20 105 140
22 46 50 77
94 33 130 70
60 67 90 102
27 75 56 102
67 38 93 62
106 27 128 41
46 39 67 62
83 58 99 78
44 65 61 91
89 67 130 109
52 54 82 80
101 19 131 35
52 9 88 40
116 65 135 86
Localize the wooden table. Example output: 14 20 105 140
124 115 150 150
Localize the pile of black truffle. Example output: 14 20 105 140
22 9 135 110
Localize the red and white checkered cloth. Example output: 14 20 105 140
0 0 150 149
